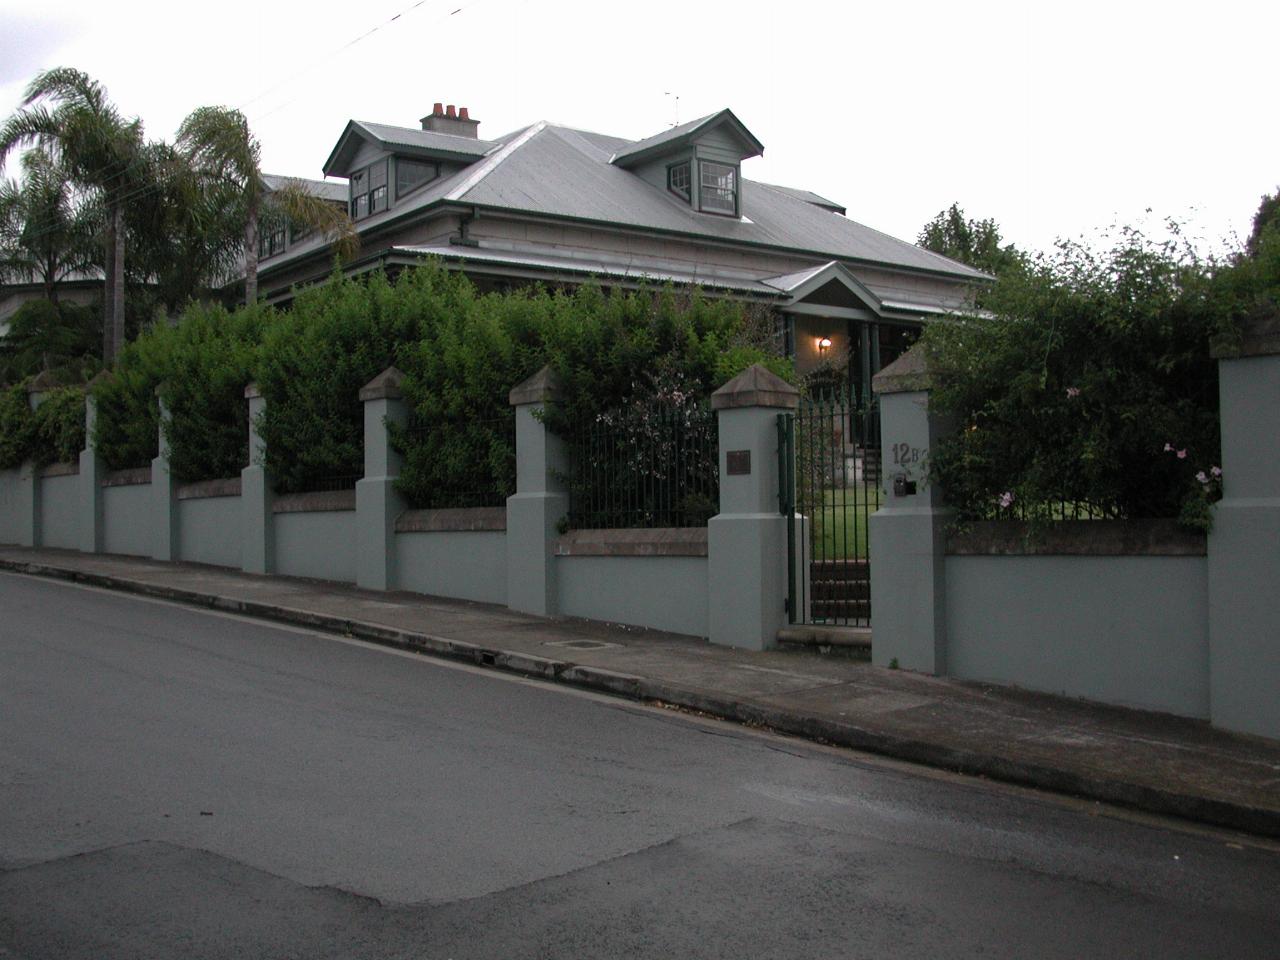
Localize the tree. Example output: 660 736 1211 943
0 147 98 302
0 298 100 386
177 106 357 304
1245 188 1279 258
918 203 1024 277
0 68 144 364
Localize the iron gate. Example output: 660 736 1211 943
779 396 880 627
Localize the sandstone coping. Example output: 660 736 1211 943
272 490 356 514
945 519 1207 557
39 462 79 478
709 363 798 411
395 507 507 533
101 467 152 488
359 366 405 402
177 477 243 500
554 526 708 558
872 342 932 395
508 364 560 406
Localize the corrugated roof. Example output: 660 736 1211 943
453 124 988 280
353 120 496 158
610 108 764 166
262 174 348 203
756 182 846 215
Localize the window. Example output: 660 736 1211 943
699 161 737 216
668 161 690 201
258 224 286 259
348 160 389 219
397 158 439 198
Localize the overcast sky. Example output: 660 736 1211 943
2 0 1275 258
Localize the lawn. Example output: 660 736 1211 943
797 485 882 560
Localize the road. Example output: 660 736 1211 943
2 570 1278 959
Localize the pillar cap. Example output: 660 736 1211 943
244 382 262 399
86 370 115 389
509 364 560 406
872 342 933 395
710 363 798 411
359 366 405 401
25 370 60 394
1212 309 1280 359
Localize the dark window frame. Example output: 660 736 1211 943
667 160 691 202
396 157 441 199
349 159 389 220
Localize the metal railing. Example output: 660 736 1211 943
398 412 516 509
566 402 718 529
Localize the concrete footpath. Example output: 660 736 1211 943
3 545 1279 839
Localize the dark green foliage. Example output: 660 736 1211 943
0 382 34 468
918 203 1025 278
161 303 269 482
256 270 421 493
91 322 175 469
1246 189 1279 259
390 265 788 508
923 223 1279 530
0 298 100 386
30 385 85 465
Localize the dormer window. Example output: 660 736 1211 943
349 160 389 220
699 161 737 216
667 161 691 201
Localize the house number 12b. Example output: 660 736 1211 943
891 442 924 465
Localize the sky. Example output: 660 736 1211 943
1 0 1276 259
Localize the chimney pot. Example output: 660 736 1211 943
446 104 457 119
433 102 443 116
459 106 470 120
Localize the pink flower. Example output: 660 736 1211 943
1211 466 1222 478
1196 471 1208 484
1163 443 1174 452
998 491 1015 509
1065 387 1080 398
1177 449 1187 459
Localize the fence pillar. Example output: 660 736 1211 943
868 345 950 673
707 364 798 650
78 375 109 553
357 367 407 591
506 365 568 617
1208 317 1280 739
16 377 55 547
241 382 274 574
151 387 179 561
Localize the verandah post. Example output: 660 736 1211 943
357 367 407 591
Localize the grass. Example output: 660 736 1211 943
798 485 882 560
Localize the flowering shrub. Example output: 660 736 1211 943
923 222 1276 530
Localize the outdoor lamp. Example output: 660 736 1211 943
818 336 832 354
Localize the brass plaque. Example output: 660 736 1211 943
726 450 751 476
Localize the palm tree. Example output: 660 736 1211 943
0 68 144 364
177 106 357 304
0 146 98 302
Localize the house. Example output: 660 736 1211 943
258 103 989 406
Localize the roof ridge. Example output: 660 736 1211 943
444 121 548 202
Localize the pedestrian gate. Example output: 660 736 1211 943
778 396 880 627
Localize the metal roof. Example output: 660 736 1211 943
609 108 765 167
261 174 348 203
322 120 496 176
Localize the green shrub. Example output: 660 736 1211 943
257 270 423 493
161 302 270 482
30 385 85 465
922 224 1278 530
0 382 34 469
0 299 100 387
92 321 178 470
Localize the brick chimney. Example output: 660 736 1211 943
420 103 480 138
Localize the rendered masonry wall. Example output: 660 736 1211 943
395 531 507 605
0 469 25 543
38 475 79 550
275 510 357 583
178 496 242 569
945 555 1209 717
102 483 153 557
556 556 709 638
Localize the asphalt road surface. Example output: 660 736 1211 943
2 570 1279 959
